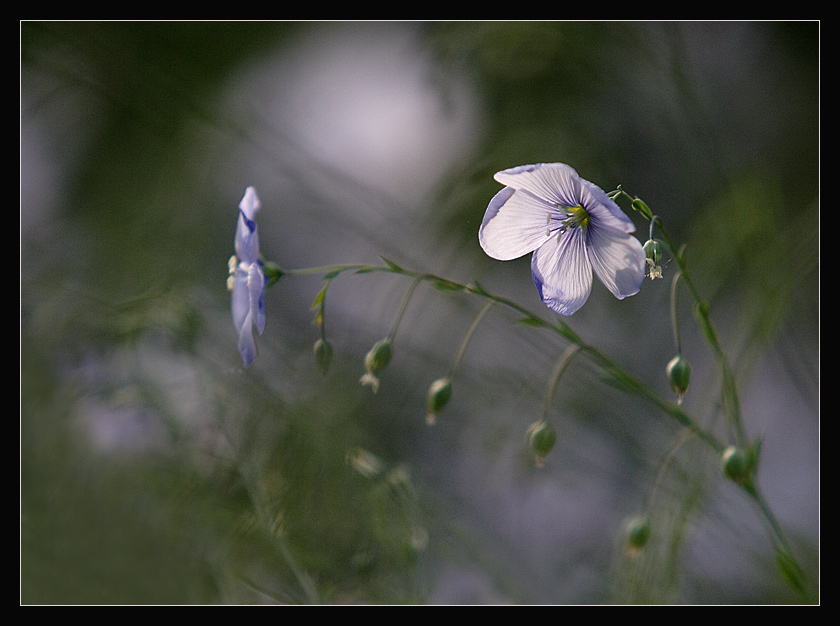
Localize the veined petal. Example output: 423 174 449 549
480 163 645 315
238 308 258 366
231 187 266 366
479 187 554 261
579 180 636 234
235 187 262 264
531 229 592 316
239 186 261 222
247 263 266 335
230 270 250 333
586 224 646 300
494 163 583 209
235 211 260 265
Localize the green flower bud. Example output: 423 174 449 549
364 338 393 374
666 354 691 404
425 377 452 425
643 239 662 265
313 338 333 376
623 514 651 555
631 197 653 220
360 338 393 393
643 239 663 279
526 420 557 467
720 445 751 484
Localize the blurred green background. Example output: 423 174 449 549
21 21 818 604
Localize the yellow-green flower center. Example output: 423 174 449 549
564 204 590 229
546 203 590 240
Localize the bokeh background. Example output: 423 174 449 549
21 21 819 604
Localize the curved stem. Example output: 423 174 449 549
388 276 422 340
291 257 724 452
739 481 814 602
614 189 747 448
652 217 748 449
645 429 693 511
274 255 807 599
542 345 581 421
614 191 809 598
446 300 494 378
670 271 684 355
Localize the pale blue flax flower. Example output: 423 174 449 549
479 163 645 315
227 186 266 366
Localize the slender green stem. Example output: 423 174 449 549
387 276 422 340
739 481 814 602
670 271 684 355
614 190 810 599
446 300 494 378
272 254 808 599
283 263 373 277
281 257 722 451
542 345 581 422
645 430 693 511
615 189 747 447
651 215 747 448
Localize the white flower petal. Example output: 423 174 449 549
239 186 261 221
480 163 645 315
579 180 636 234
247 263 266 335
530 229 593 316
230 270 250 333
231 187 267 366
586 224 646 300
238 309 258 366
235 211 260 265
479 187 554 261
494 163 583 208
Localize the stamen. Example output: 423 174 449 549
546 203 590 241
564 204 590 230
227 255 238 291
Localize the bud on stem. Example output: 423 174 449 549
643 239 663 280
720 445 752 485
666 354 691 404
643 239 662 265
360 338 393 393
623 514 651 555
526 420 556 467
631 197 653 220
313 338 333 376
425 377 452 425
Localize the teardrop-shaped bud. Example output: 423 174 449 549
666 354 691 404
364 338 393 375
720 445 751 484
526 420 557 467
360 338 394 393
643 239 662 266
313 338 333 376
425 377 452 425
623 514 651 555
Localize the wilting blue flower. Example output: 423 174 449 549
479 163 645 315
227 186 265 366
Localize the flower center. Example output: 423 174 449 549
546 203 590 239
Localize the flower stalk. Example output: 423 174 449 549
240 178 809 600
